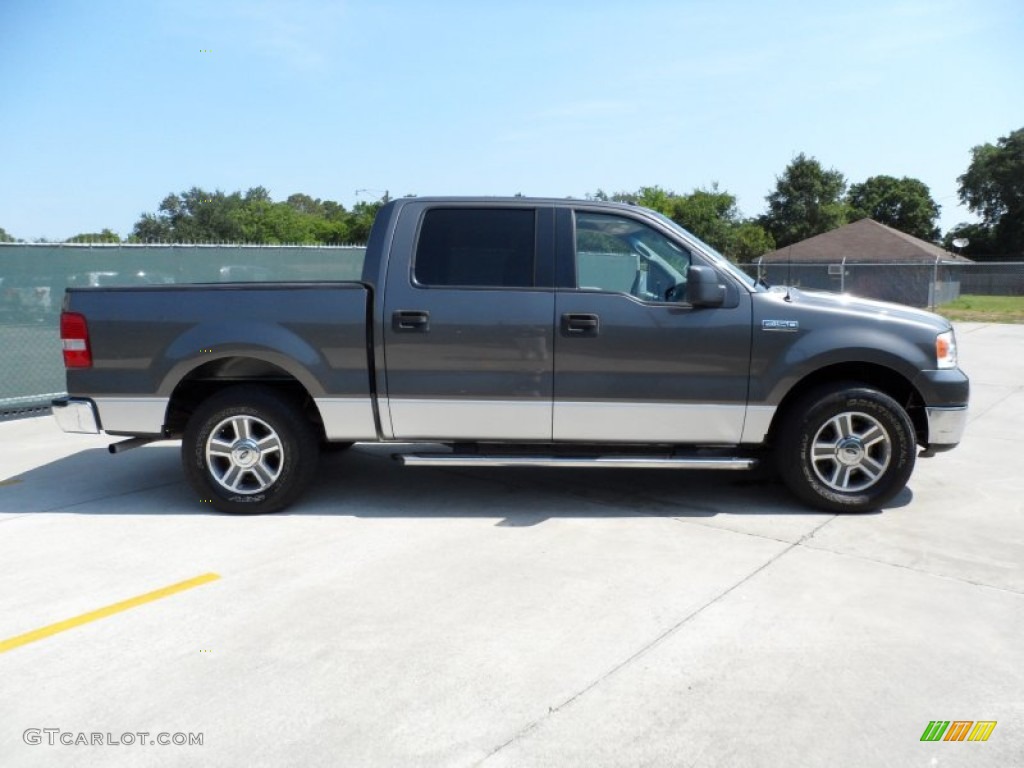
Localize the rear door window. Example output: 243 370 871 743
414 208 536 288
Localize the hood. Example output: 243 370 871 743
771 287 952 332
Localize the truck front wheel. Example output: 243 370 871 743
182 385 319 514
777 384 916 513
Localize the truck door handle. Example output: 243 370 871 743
392 310 430 332
562 313 600 336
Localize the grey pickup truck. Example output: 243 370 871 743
53 197 969 514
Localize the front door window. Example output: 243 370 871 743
575 212 691 303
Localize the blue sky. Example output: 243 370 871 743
1 0 1021 241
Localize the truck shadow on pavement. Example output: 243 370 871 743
0 443 907 523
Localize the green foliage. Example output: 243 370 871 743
730 222 776 262
345 201 384 243
0 226 15 242
942 222 998 259
846 175 940 241
957 127 1024 256
634 186 676 214
285 193 322 216
231 199 316 244
760 153 848 248
667 186 741 251
130 187 380 244
66 228 121 243
150 188 247 243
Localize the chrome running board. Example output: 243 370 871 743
395 454 757 471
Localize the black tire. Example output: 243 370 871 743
776 383 916 513
182 385 319 514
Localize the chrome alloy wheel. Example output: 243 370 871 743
204 415 283 494
810 411 892 493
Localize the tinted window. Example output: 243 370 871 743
415 209 535 288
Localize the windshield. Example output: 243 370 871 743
649 211 759 290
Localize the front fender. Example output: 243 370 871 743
751 324 933 406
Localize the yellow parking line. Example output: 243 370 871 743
0 572 220 654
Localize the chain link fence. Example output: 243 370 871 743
740 260 1024 308
2 245 1022 419
0 243 366 419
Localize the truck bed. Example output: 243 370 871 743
62 282 378 439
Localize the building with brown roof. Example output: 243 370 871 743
754 219 971 307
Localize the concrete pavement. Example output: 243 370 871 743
0 322 1021 767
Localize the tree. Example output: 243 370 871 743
131 187 372 245
131 212 171 242
941 222 997 259
0 226 14 242
166 188 246 242
671 187 774 261
846 175 940 241
957 127 1024 256
132 187 247 242
285 193 322 216
244 186 272 204
760 153 848 248
730 222 776 262
668 186 741 251
634 186 676 215
346 201 382 243
587 189 642 204
232 199 319 244
66 228 120 243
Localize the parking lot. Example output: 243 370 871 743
0 321 1021 767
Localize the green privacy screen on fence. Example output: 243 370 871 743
0 243 366 414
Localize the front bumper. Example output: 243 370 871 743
912 368 969 450
52 397 100 434
925 405 967 449
913 368 970 407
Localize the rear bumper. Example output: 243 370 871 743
52 397 100 434
925 405 967 449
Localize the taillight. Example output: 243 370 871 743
60 311 92 368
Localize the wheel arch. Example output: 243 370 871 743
163 357 326 440
767 362 928 446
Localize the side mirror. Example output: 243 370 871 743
685 265 726 307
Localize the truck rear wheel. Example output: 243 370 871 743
776 383 916 513
182 385 318 514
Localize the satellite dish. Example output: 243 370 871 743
952 238 969 249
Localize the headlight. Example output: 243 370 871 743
936 329 957 369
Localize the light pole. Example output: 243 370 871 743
355 189 390 204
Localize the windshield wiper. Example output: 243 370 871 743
756 276 771 289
